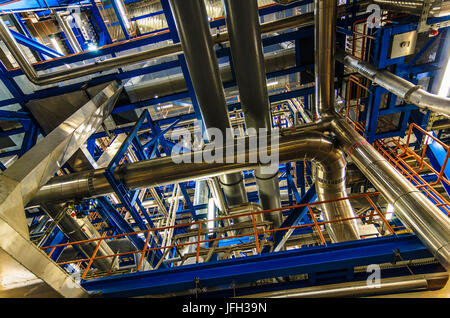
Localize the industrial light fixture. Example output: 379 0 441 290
87 43 98 51
50 36 63 55
386 203 394 220
207 197 215 231
267 81 279 87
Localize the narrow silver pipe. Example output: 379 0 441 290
54 11 82 54
331 117 450 270
223 0 282 228
315 0 337 118
337 50 450 116
168 0 248 208
241 275 432 298
207 177 228 215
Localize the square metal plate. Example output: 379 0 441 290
390 31 418 59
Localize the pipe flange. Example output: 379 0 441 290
315 175 346 185
218 175 244 187
87 170 95 195
254 170 279 181
403 85 423 104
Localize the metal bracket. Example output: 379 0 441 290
417 0 435 33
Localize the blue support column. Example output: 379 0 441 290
425 134 450 197
102 110 167 268
89 0 113 45
10 29 63 59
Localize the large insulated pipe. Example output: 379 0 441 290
337 50 450 116
315 0 337 118
30 131 348 212
41 203 117 272
331 117 450 270
168 0 248 207
312 0 360 241
223 0 282 228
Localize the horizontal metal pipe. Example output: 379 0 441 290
244 276 430 297
331 117 450 270
0 2 368 86
337 50 450 116
30 129 342 204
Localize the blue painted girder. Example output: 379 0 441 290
10 29 63 59
425 133 450 197
81 234 430 297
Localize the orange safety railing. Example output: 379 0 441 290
375 123 450 216
345 74 368 134
41 192 399 280
96 0 117 42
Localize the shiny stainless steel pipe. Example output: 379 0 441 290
30 131 343 205
223 0 282 227
168 0 248 208
331 117 450 270
315 0 337 118
309 0 360 242
54 11 82 54
337 50 450 116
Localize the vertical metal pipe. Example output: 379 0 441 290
314 0 337 118
168 0 248 207
223 0 282 228
54 11 82 53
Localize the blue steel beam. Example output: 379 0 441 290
10 29 63 58
103 110 167 268
0 0 90 12
89 0 112 45
81 234 431 297
425 133 450 196
110 0 130 40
